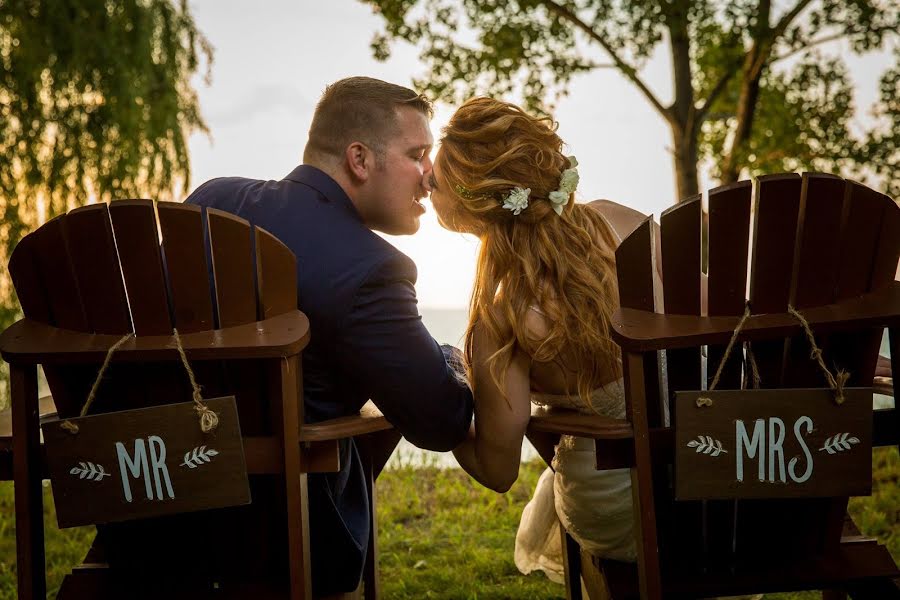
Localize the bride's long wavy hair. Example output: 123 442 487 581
436 97 622 405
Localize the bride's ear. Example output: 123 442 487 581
345 142 372 183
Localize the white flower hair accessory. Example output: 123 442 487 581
548 156 579 216
502 187 531 215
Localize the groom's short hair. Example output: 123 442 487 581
304 76 433 167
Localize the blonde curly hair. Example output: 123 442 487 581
436 97 622 405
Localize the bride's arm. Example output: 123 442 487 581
452 321 533 493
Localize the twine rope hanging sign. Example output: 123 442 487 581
696 303 850 407
60 329 219 434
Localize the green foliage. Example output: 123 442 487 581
0 0 212 336
363 0 900 198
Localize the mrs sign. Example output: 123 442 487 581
675 388 872 500
42 396 250 528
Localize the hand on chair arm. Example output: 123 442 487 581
338 254 474 452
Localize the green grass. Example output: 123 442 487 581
1 449 897 599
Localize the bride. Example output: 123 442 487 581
426 96 647 583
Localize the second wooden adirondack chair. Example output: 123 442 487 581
0 200 399 599
531 172 900 599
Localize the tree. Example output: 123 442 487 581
362 0 899 201
0 0 211 406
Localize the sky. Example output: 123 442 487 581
185 0 895 309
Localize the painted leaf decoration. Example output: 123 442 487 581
206 449 219 457
687 440 699 448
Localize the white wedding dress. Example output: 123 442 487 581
514 378 635 583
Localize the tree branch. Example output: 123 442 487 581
539 0 670 120
771 0 814 40
696 59 742 121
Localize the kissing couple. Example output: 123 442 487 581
187 76 647 598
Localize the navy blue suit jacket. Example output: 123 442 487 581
186 165 473 593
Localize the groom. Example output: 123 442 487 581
185 77 474 596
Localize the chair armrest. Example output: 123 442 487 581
528 406 633 439
611 282 900 352
299 401 393 443
0 311 310 365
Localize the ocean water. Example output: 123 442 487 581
386 307 540 469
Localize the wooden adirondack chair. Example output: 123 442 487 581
0 200 399 599
529 172 900 599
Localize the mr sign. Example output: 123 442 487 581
675 388 872 500
43 396 250 528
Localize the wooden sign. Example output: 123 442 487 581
675 388 872 500
42 396 250 528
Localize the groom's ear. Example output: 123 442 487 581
345 142 373 183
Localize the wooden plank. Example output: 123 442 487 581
207 208 258 327
65 204 131 334
30 215 89 331
29 215 95 419
623 351 662 600
7 233 52 323
11 363 45 599
256 227 297 320
675 388 872 500
749 174 802 388
834 181 888 300
783 174 847 388
659 194 704 567
615 218 661 427
108 200 172 335
0 311 310 364
43 396 250 528
707 180 752 389
660 195 702 405
207 209 268 434
157 202 215 333
705 180 753 565
275 355 312 600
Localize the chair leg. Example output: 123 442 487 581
361 439 379 600
560 524 583 600
11 363 45 600
276 356 312 600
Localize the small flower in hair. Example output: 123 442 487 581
548 155 579 216
455 184 477 199
502 187 531 215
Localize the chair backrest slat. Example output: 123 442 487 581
615 217 661 426
108 200 172 335
65 205 132 334
707 181 752 389
8 234 52 323
790 174 847 310
256 227 298 320
835 182 889 301
31 216 90 331
157 202 216 333
207 208 258 327
660 195 702 408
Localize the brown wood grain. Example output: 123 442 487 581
207 208 258 327
64 204 132 334
30 215 89 331
11 363 46 599
157 202 216 333
615 217 662 427
527 407 633 439
623 351 662 600
0 310 310 365
43 396 250 528
610 281 900 351
108 200 172 335
256 226 297 320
